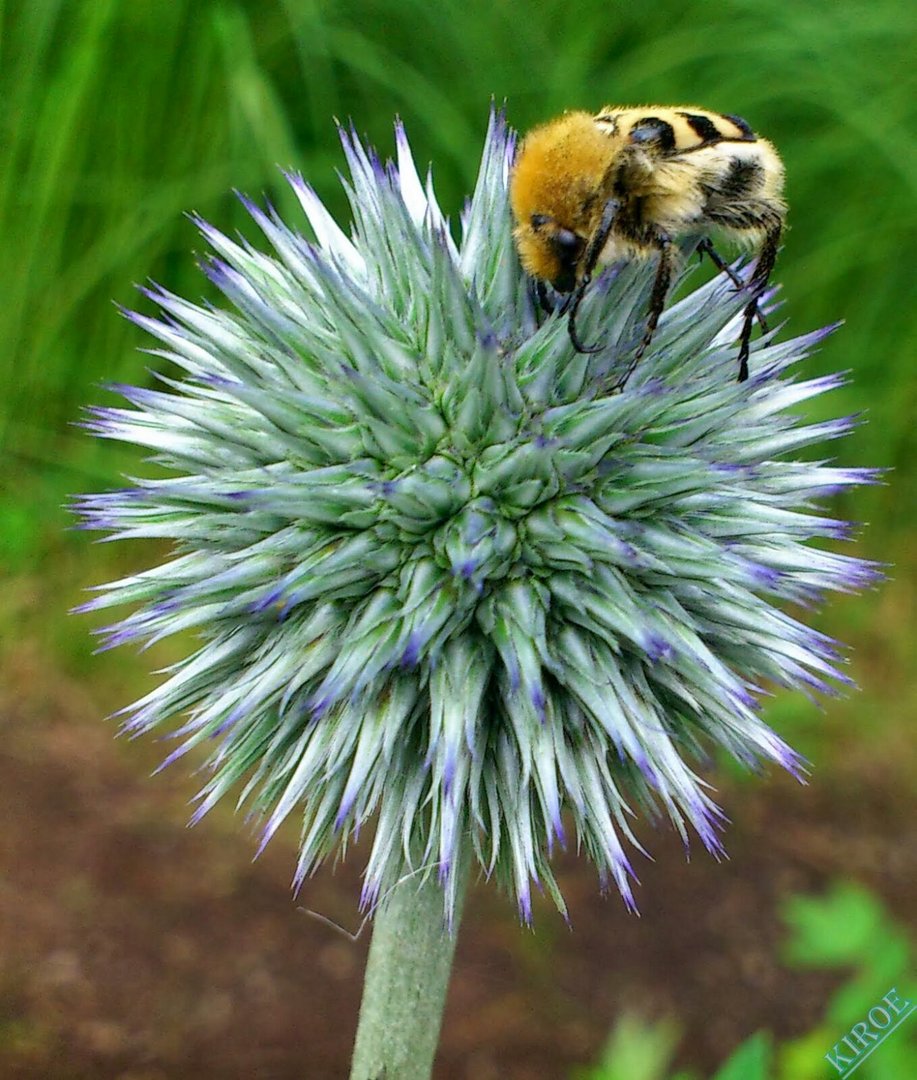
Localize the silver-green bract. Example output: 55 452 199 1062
76 110 878 923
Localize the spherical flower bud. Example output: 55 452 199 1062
75 110 880 925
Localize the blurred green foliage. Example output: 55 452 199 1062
1 2 913 739
578 881 916 1080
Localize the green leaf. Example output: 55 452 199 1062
782 882 888 966
711 1031 772 1080
574 1013 681 1080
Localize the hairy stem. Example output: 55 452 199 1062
349 857 469 1080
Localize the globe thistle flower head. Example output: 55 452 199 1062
76 109 880 925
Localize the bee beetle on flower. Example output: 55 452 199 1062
510 106 787 384
76 110 879 934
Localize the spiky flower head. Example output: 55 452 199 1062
76 109 878 924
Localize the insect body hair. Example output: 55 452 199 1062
510 106 787 383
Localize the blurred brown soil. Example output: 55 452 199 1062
1 632 914 1080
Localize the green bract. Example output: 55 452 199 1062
77 110 878 923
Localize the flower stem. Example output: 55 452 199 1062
349 858 469 1080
